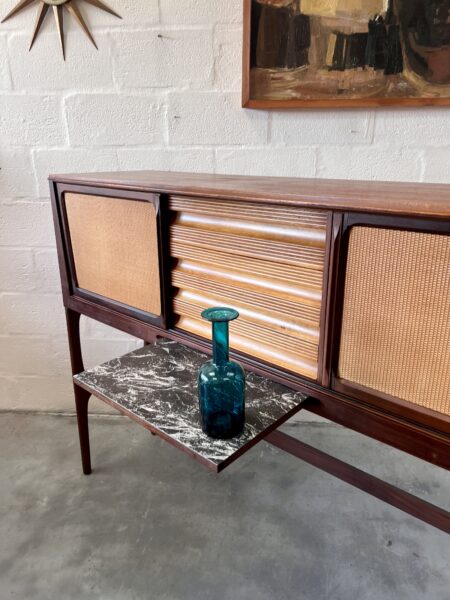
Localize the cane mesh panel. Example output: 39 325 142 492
65 193 161 316
338 227 450 415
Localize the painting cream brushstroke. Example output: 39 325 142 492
301 0 387 18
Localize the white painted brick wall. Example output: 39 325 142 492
0 0 448 414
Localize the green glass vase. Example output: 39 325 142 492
198 307 245 439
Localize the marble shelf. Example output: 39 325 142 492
74 339 308 472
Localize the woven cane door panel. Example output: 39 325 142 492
65 193 161 316
338 227 450 415
169 196 329 380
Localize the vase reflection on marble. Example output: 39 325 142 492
198 307 245 439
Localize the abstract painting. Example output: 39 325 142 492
242 0 450 107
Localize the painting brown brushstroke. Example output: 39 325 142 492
248 0 450 103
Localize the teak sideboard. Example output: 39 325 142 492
50 171 450 531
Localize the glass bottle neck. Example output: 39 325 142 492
212 321 229 366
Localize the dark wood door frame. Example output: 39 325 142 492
54 182 170 329
329 213 450 436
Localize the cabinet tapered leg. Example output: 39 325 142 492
66 308 84 374
75 385 92 475
66 308 92 474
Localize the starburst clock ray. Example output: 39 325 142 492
1 0 121 60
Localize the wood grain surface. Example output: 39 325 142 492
169 195 329 380
50 171 450 218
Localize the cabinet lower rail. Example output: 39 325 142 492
266 430 450 535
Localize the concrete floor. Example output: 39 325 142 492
0 413 449 600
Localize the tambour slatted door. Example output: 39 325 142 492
169 196 330 380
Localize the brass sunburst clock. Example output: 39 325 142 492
1 0 121 59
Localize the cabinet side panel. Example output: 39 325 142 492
65 193 162 316
338 226 450 416
170 196 329 380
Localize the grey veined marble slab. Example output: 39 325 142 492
74 339 308 472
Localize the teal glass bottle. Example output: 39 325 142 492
198 307 245 439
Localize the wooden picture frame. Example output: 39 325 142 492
242 0 450 108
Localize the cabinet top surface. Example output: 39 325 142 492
50 170 450 218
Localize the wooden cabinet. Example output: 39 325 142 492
50 172 450 471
